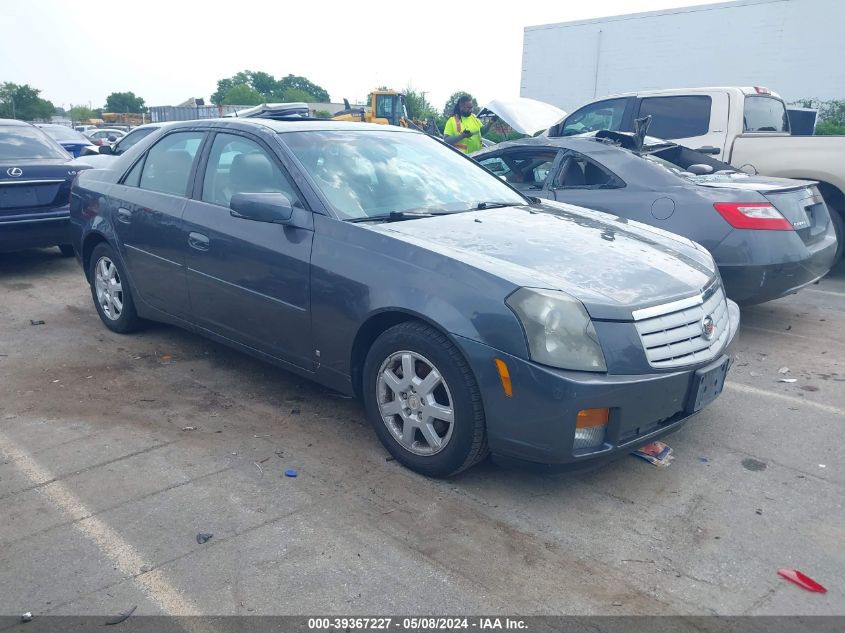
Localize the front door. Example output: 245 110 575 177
182 131 315 370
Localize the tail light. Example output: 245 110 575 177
713 202 792 230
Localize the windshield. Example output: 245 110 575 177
117 127 156 152
281 130 526 220
744 96 789 133
0 125 69 160
40 125 89 143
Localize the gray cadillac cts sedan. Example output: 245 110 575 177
69 119 740 477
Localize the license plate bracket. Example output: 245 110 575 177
687 357 730 413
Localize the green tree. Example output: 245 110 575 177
0 82 55 120
403 86 437 121
276 88 316 103
789 98 845 135
70 105 95 122
442 91 478 118
222 84 264 105
104 91 146 113
277 75 329 102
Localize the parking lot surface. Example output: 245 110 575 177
1 249 843 616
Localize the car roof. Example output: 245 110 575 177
0 118 34 127
165 118 418 134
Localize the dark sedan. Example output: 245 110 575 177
1 119 90 256
36 123 97 157
70 119 739 477
473 135 838 304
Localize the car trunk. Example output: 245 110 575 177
0 164 75 218
762 186 830 246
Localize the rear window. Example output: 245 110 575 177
744 96 789 133
41 126 88 142
637 96 711 139
0 125 69 160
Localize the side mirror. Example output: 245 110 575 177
230 192 294 224
98 145 114 155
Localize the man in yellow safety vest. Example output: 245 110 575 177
443 95 495 154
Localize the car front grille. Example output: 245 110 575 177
632 281 730 369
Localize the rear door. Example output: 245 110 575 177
182 130 315 370
635 93 730 159
109 130 205 318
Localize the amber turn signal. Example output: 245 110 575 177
494 358 513 397
576 408 610 428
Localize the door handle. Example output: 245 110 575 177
188 232 210 251
117 208 132 224
695 146 721 155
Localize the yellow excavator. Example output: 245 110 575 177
332 90 437 135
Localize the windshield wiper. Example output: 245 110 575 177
345 210 455 223
474 201 517 210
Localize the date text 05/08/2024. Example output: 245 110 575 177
307 617 528 630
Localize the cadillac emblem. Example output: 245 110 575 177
701 315 715 341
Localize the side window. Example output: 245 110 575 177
561 98 628 136
555 152 621 189
743 96 789 133
201 133 300 208
637 96 711 139
479 151 558 191
123 157 145 188
138 131 204 197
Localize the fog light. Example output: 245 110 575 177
574 408 609 450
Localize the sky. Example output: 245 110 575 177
1 0 719 113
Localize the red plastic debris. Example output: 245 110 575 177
777 568 827 593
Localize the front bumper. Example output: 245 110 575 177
0 207 71 253
454 300 740 471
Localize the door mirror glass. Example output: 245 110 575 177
230 192 294 224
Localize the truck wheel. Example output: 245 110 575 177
362 321 488 478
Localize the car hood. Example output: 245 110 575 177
479 98 566 136
371 202 717 320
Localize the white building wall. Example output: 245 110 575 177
521 0 845 111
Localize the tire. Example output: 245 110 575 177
362 321 488 477
87 243 143 333
58 244 75 258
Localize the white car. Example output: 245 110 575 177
86 128 127 146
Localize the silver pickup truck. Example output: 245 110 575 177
550 86 845 259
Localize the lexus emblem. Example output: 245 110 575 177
6 167 23 177
701 315 716 341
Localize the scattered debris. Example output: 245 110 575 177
253 434 270 438
290 408 301 415
382 509 397 515
777 569 827 593
29 320 45 326
385 456 395 462
105 605 137 625
181 426 197 431
749 371 761 377
254 461 263 475
801 385 819 392
778 378 797 383
632 441 674 467
698 457 709 464
778 367 790 374
275 450 284 458
159 354 173 363
611 602 623 607
755 509 763 515
741 458 768 472
21 612 33 623
196 533 213 544
786 325 792 331
140 565 152 573
284 469 298 478
819 464 826 469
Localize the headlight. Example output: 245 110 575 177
506 288 607 372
